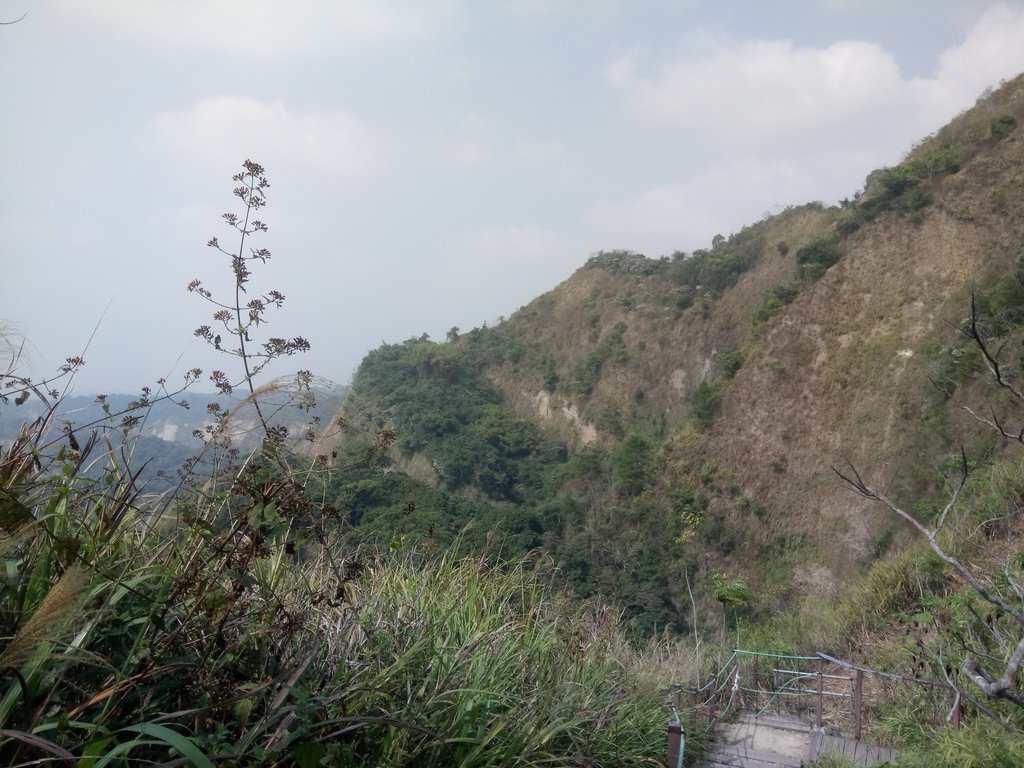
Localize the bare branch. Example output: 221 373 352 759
937 652 1015 730
934 448 969 534
962 635 1024 707
837 454 1024 629
969 294 1024 405
961 405 1024 445
1005 566 1024 604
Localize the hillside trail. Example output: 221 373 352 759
694 711 897 768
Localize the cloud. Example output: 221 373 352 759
411 112 497 169
588 157 859 257
516 139 577 182
433 137 493 168
932 3 1024 101
607 3 1024 156
590 183 710 255
596 3 1024 256
605 50 641 87
517 139 565 164
448 226 574 281
56 0 456 57
152 96 392 177
438 226 579 320
607 38 906 150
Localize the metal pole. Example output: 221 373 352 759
816 659 824 728
853 669 863 740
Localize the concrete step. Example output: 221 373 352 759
700 711 814 767
713 721 808 759
735 712 815 733
699 745 805 768
701 710 896 768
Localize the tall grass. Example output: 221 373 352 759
313 550 670 766
0 392 676 765
877 715 1024 768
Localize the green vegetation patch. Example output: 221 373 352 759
796 237 843 280
752 283 800 328
668 231 766 298
572 320 629 396
990 112 1018 140
690 381 722 429
836 122 982 237
352 335 563 504
585 249 665 275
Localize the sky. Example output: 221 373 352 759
3 1 1024 394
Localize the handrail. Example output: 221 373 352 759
734 649 820 661
669 646 962 763
816 652 956 690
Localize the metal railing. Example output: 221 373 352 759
668 648 963 766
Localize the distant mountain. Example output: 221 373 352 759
0 382 346 489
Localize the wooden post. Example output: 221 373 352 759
853 670 863 740
816 660 824 728
667 718 682 768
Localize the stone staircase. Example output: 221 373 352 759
695 712 898 768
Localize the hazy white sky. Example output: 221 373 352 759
3 0 1024 393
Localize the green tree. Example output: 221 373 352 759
613 432 654 496
690 381 721 429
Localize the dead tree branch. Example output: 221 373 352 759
962 296 1024 444
833 455 1024 709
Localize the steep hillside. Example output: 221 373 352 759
330 75 1024 636
699 75 1024 587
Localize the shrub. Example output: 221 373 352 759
711 573 753 610
796 238 841 268
543 368 559 392
973 257 1024 334
796 238 842 280
752 283 800 328
613 432 655 495
835 212 862 237
717 349 744 378
799 262 828 283
668 233 765 296
991 113 1017 140
752 296 785 327
849 144 962 229
585 250 663 275
690 381 721 429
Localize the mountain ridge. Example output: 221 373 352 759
328 74 1024 637
14 76 1023 641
